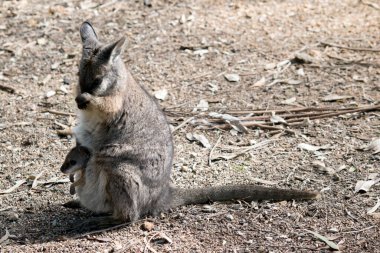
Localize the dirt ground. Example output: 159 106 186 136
1 0 380 252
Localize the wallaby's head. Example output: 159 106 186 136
60 146 91 174
78 21 127 96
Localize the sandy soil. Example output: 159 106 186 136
0 0 379 252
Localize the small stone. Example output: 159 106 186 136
224 73 240 82
144 0 152 7
45 90 56 98
142 221 154 231
201 205 215 213
180 166 188 172
154 89 168 101
225 214 234 221
63 76 70 85
59 85 68 94
113 241 123 251
6 211 19 221
51 62 60 70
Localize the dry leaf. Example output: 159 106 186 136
0 180 27 194
364 138 380 154
367 198 380 215
228 120 248 134
355 178 380 193
280 97 296 105
264 63 276 70
294 52 315 63
153 233 172 244
51 62 60 70
321 94 353 102
193 99 209 112
305 229 340 250
312 161 336 175
193 49 208 56
208 112 240 121
270 114 287 124
312 160 326 168
298 143 331 152
224 74 240 82
369 213 380 219
41 177 70 186
45 90 56 98
296 68 305 76
286 79 303 85
0 229 10 245
186 133 211 148
252 77 266 87
154 89 168 101
31 171 44 189
211 140 271 161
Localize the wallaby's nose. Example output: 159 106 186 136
60 163 68 173
75 94 90 109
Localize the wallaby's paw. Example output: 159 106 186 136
69 184 76 195
69 173 75 183
63 199 82 209
75 93 92 109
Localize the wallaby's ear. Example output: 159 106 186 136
80 21 98 45
99 37 127 62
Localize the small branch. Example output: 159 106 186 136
208 135 222 166
171 117 194 133
0 122 33 130
0 84 16 94
41 109 76 116
360 0 380 10
211 140 272 161
213 122 295 134
320 41 380 52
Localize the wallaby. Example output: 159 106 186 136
60 145 91 195
68 21 320 224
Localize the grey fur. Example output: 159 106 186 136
67 21 319 223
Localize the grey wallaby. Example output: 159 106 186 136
67 21 319 224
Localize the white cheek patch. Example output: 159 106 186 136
95 78 109 94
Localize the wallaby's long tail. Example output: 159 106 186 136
170 185 320 209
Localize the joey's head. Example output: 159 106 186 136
60 146 91 174
78 21 127 98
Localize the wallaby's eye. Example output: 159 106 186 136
69 160 77 166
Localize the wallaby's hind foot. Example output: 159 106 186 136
63 199 82 209
68 216 129 235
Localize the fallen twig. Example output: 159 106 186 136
0 84 16 94
0 180 27 195
360 0 380 10
320 41 380 52
171 117 194 133
0 122 33 130
208 135 222 166
0 229 10 245
42 109 75 116
171 104 380 133
211 139 272 161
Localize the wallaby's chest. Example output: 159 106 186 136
73 110 104 150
